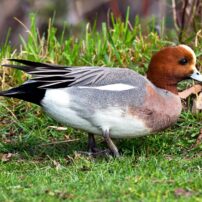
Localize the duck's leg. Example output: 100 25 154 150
87 133 98 153
87 134 110 155
80 133 119 157
103 130 120 157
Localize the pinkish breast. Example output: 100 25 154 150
128 84 182 132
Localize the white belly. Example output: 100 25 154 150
92 108 150 138
41 89 151 138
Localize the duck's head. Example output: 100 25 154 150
147 45 202 94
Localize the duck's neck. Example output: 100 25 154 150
146 74 178 95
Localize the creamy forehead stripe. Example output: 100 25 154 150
179 44 196 64
78 83 136 91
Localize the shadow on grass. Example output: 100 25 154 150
0 132 152 160
1 135 87 158
1 118 199 161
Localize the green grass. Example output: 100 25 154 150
0 14 202 201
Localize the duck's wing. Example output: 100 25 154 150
3 59 142 89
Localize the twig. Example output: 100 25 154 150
186 0 197 27
193 0 201 32
128 20 133 31
0 103 18 122
195 29 202 47
39 139 79 147
48 126 68 131
171 0 180 31
179 0 189 42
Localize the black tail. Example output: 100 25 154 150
0 59 50 105
0 59 73 105
0 81 45 105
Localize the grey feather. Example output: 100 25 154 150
3 59 148 89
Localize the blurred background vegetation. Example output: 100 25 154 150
0 0 201 47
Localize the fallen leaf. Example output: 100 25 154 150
153 179 175 184
192 129 202 148
174 188 193 197
56 191 74 200
192 92 202 113
179 84 202 99
165 155 173 161
45 189 55 196
45 189 74 199
53 160 62 171
196 129 202 145
80 165 91 172
0 153 16 162
64 135 70 140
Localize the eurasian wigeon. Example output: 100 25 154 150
1 45 202 157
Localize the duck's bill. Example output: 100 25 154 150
190 68 202 82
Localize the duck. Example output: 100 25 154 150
0 44 202 157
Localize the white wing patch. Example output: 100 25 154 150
78 83 136 91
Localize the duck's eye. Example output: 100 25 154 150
179 58 188 65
